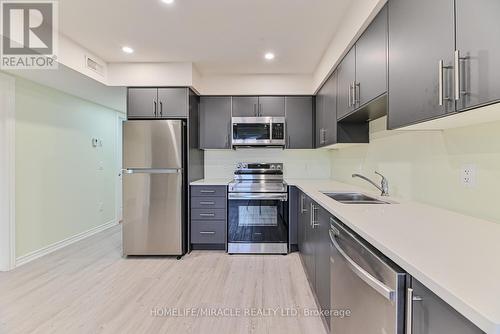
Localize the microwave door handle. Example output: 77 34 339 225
329 230 395 301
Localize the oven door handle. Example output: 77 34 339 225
329 229 395 301
228 193 288 201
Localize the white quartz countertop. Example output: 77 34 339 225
190 178 232 186
285 178 500 334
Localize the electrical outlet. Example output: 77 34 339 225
461 164 476 187
98 202 104 212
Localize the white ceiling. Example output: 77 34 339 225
59 0 351 75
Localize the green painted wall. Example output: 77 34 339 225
15 77 122 257
330 116 500 224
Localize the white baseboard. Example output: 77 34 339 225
15 220 118 268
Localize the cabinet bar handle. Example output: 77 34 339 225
348 84 352 107
406 288 423 334
153 99 157 116
354 82 360 105
300 195 307 213
200 190 215 193
406 288 414 334
159 100 163 116
199 213 215 217
454 50 468 100
199 201 215 205
200 231 215 235
438 60 444 106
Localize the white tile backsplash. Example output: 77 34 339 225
204 149 331 179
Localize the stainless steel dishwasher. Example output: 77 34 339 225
329 217 407 334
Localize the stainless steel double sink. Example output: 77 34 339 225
321 192 394 204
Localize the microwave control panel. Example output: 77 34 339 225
272 123 284 140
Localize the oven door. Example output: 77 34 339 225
232 118 271 146
228 193 288 253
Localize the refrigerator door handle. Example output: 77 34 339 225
123 168 182 174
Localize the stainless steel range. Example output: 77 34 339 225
228 162 288 254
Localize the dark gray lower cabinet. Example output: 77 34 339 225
200 96 232 149
410 278 484 334
285 97 313 149
455 0 500 111
298 192 330 329
299 193 314 284
190 185 227 250
315 205 331 327
388 0 455 129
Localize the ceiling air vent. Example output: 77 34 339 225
85 55 104 76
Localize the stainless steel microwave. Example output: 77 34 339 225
231 117 285 147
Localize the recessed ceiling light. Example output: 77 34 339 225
122 46 134 54
162 0 174 4
264 52 275 60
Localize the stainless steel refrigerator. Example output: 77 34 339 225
122 120 185 256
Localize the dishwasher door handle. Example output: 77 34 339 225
329 229 395 301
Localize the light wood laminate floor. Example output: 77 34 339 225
0 226 327 334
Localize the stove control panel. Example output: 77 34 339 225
235 162 283 171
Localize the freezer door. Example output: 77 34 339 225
123 120 183 169
123 170 183 255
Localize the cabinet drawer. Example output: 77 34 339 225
191 186 227 197
191 197 226 209
191 221 226 244
191 209 226 221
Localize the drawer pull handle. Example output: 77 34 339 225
200 201 215 205
200 231 215 235
200 190 216 194
199 213 215 217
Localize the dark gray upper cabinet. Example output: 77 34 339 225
316 71 338 147
127 88 158 119
355 5 388 108
285 96 313 149
128 88 188 119
315 85 326 148
232 96 259 117
157 88 188 118
337 47 356 120
323 71 338 146
199 96 232 149
387 0 455 129
411 278 484 334
455 0 500 111
258 96 285 116
232 96 285 117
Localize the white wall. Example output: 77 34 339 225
14 77 121 258
0 73 15 271
312 0 387 91
107 62 195 87
197 74 314 95
204 149 331 179
330 117 500 224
